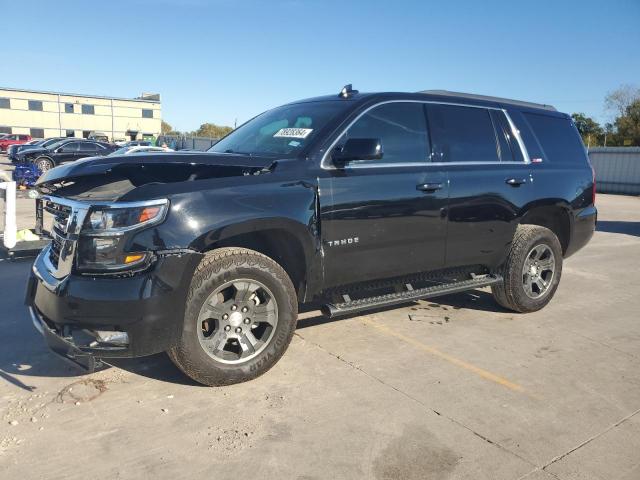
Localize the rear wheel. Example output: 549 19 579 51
168 248 298 386
492 225 563 313
35 157 54 172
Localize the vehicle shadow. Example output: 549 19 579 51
2 257 509 388
0 259 83 391
596 220 640 237
0 257 198 389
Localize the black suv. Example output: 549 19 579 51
26 87 596 386
17 139 117 171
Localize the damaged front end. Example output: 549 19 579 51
26 152 278 369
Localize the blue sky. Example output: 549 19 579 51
2 0 638 130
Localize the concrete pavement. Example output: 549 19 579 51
0 193 639 479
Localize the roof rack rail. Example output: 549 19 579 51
419 90 557 112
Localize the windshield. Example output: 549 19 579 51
110 147 131 156
209 101 348 157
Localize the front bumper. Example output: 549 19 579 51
26 245 202 367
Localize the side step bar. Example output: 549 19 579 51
321 275 503 318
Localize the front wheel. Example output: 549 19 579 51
35 157 54 172
492 225 563 313
168 248 298 386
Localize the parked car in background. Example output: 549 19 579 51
125 140 152 147
108 145 173 156
8 137 66 162
16 138 117 171
7 139 40 159
0 133 31 152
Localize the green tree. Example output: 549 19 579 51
194 123 233 139
571 113 603 147
614 99 640 146
161 120 174 134
605 84 640 117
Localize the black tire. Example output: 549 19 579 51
492 225 563 313
168 247 298 386
35 157 54 172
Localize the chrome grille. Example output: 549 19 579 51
44 200 72 268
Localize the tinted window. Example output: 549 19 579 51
81 104 95 115
60 142 80 152
523 113 586 164
490 110 524 162
142 109 153 118
28 100 43 111
65 103 74 113
0 98 10 109
339 102 429 164
78 142 101 152
427 105 499 163
30 129 44 139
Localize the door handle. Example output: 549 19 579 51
505 178 527 186
416 182 443 192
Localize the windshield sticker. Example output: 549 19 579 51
288 140 301 147
273 128 313 139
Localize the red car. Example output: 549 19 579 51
0 134 32 153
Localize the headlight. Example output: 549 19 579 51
77 199 168 272
82 201 168 234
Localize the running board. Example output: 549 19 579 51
321 275 503 318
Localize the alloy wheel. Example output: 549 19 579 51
522 243 556 299
197 279 278 364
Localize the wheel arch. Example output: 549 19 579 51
519 203 572 255
193 218 318 303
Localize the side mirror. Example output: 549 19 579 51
332 138 383 166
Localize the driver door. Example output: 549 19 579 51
318 102 448 289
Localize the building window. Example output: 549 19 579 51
81 104 95 115
82 130 91 139
30 128 45 139
0 98 10 109
142 109 153 119
66 129 75 137
0 126 11 134
28 100 43 111
65 103 74 113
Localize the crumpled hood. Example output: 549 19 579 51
19 146 48 157
36 151 276 187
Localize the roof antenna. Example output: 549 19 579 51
339 84 358 98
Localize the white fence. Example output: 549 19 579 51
588 147 640 195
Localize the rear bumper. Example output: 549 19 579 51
565 205 597 258
26 245 202 364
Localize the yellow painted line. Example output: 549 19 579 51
361 316 526 393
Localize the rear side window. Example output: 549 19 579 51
427 105 499 163
340 102 429 164
490 110 524 162
523 113 586 164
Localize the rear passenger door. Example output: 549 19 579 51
427 103 534 269
77 141 105 158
